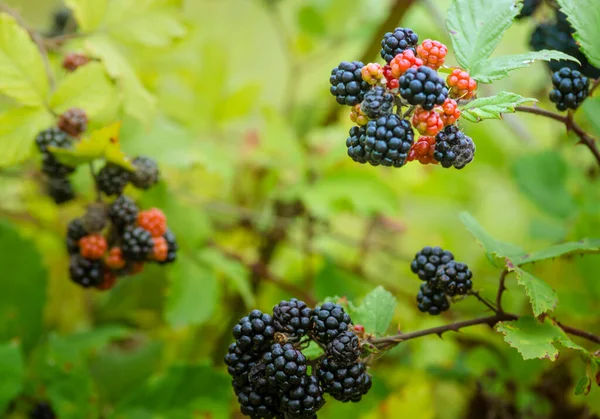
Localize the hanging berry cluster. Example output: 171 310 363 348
34 109 178 291
410 246 473 315
225 299 372 418
330 27 477 169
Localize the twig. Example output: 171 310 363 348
555 320 600 345
590 78 600 97
496 269 509 313
468 290 499 313
0 3 55 90
515 105 600 166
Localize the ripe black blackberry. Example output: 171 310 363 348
360 86 394 119
263 342 308 392
434 125 476 169
69 255 104 287
362 114 414 167
131 156 160 189
46 176 74 204
327 331 361 367
96 162 131 196
416 282 450 315
234 383 282 419
549 67 589 111
311 302 352 345
317 357 372 403
329 61 370 106
66 217 87 255
29 401 56 419
109 195 139 230
233 309 275 353
158 229 178 265
280 375 325 419
346 126 368 164
225 343 259 387
399 66 448 110
273 298 313 338
121 226 153 261
380 27 419 63
41 154 76 177
516 0 541 19
410 246 454 282
435 261 473 297
35 127 72 154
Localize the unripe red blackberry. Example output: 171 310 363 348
411 106 444 136
416 39 448 70
137 208 167 237
58 108 88 137
78 234 107 260
62 52 90 72
407 135 437 165
390 49 423 78
446 69 477 100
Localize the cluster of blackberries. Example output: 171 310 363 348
411 246 473 315
66 196 177 290
225 299 372 418
29 402 55 419
525 3 599 79
35 108 88 204
331 27 477 169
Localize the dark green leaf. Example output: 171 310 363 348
0 341 24 412
352 286 396 336
298 6 326 36
556 0 600 68
513 239 600 266
507 264 557 317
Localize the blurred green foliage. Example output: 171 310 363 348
0 0 599 418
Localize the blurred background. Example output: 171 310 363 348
0 0 599 418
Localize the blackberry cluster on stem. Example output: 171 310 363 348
225 299 372 418
329 27 478 170
411 246 474 315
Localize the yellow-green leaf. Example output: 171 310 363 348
65 0 108 31
0 107 53 167
0 14 49 106
50 62 118 118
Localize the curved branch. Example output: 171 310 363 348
496 269 509 313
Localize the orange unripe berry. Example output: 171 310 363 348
361 63 384 85
447 69 477 99
350 104 369 126
137 208 167 237
417 39 448 70
411 107 444 136
79 234 107 260
390 50 423 78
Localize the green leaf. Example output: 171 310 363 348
446 0 520 71
459 212 526 265
298 5 326 36
0 221 46 352
302 341 325 360
512 238 600 266
87 36 157 125
0 14 49 106
65 0 107 31
574 376 592 396
495 316 576 361
115 364 231 418
460 92 536 122
507 264 558 317
0 341 24 412
557 0 600 68
215 83 262 122
165 254 219 328
0 107 53 167
50 62 118 118
511 151 577 220
352 286 396 336
197 248 255 308
303 170 398 218
471 50 580 83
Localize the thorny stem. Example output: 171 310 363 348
496 269 509 314
515 105 600 167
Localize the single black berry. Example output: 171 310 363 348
46 176 74 204
311 302 352 345
234 382 282 419
66 217 87 255
29 401 56 419
121 226 153 261
273 298 313 338
96 162 131 196
280 375 325 419
69 255 104 287
360 86 395 119
434 125 476 169
380 27 419 63
416 282 450 315
329 61 370 106
41 153 75 178
158 228 178 265
35 127 72 154
225 342 260 387
362 114 414 167
549 67 590 111
131 156 160 190
410 246 454 282
233 309 275 353
516 0 541 19
434 261 473 297
263 342 308 392
346 126 368 164
317 357 372 402
109 195 139 230
399 66 448 110
327 331 361 367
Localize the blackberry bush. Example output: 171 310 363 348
549 67 590 111
329 61 370 106
362 114 414 167
311 302 352 345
